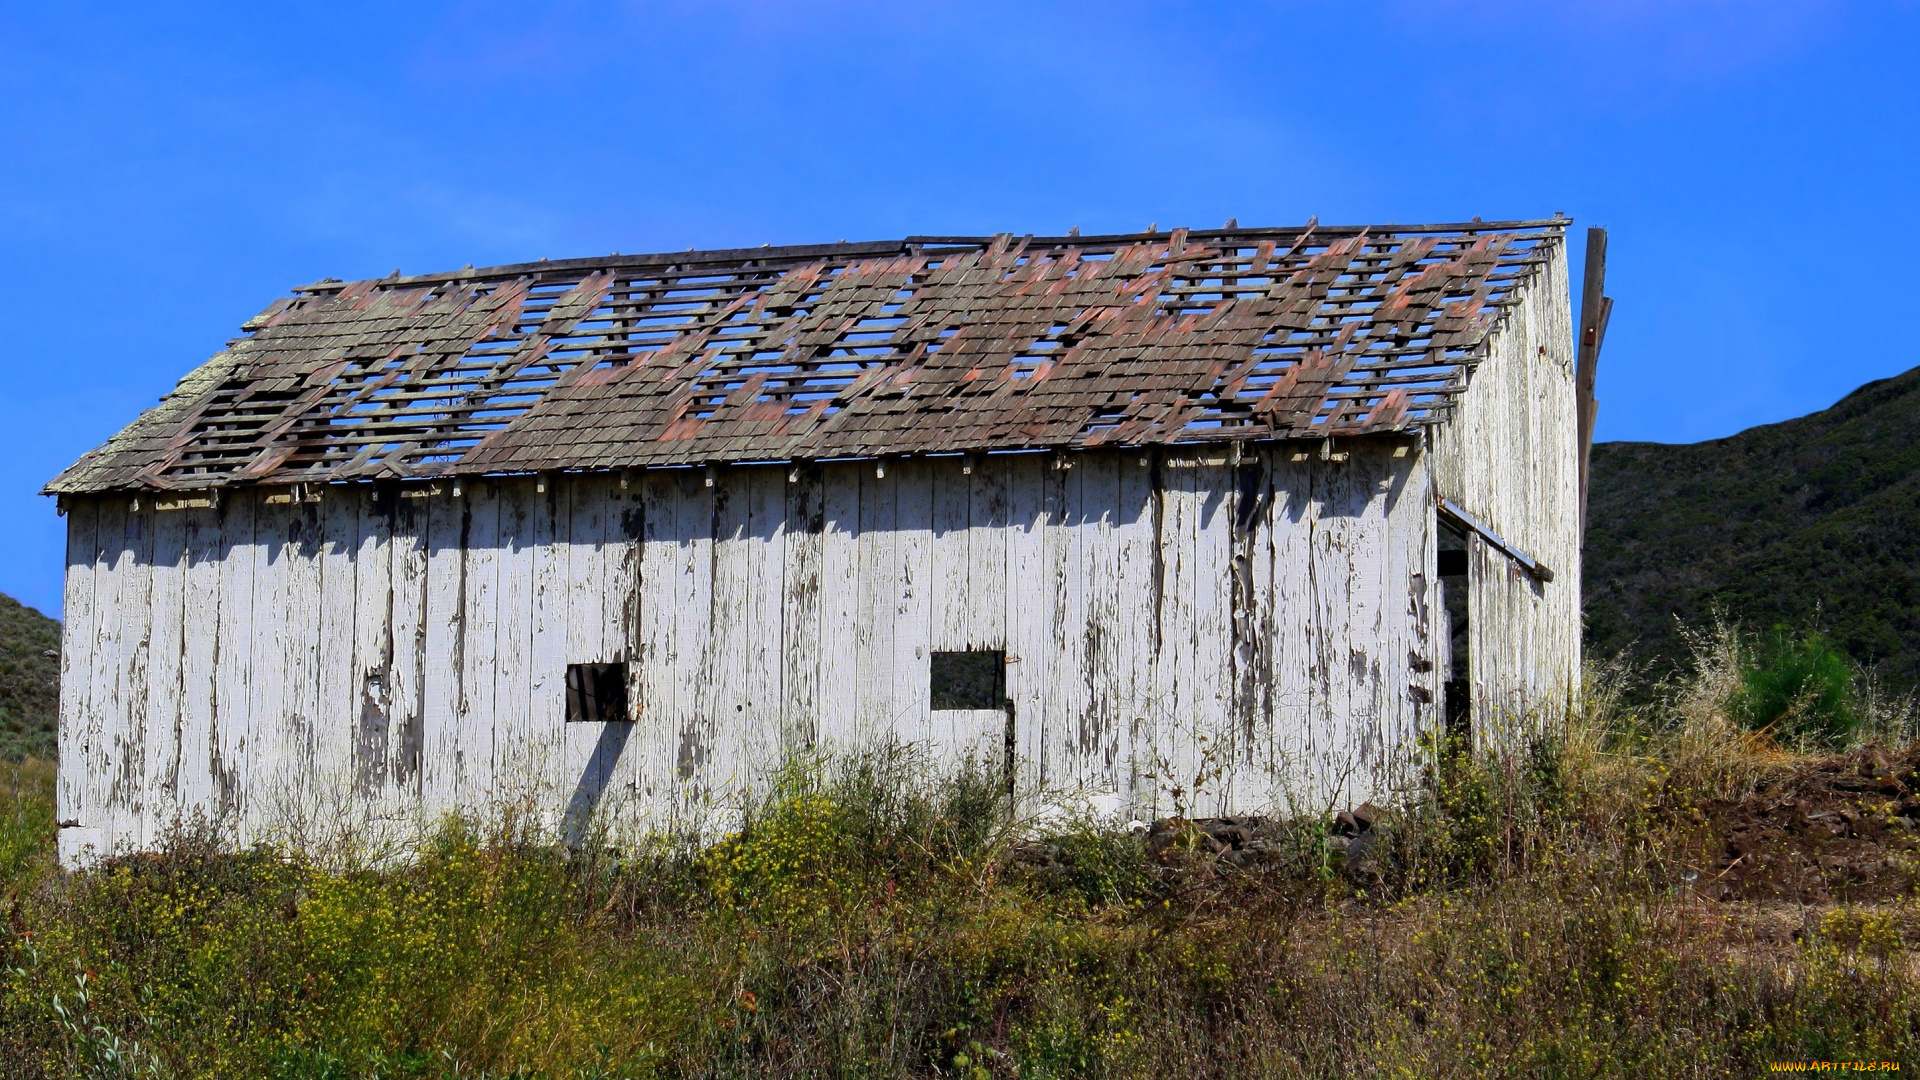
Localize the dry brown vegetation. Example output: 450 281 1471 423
1 626 1917 1078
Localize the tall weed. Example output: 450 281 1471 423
1 647 1916 1077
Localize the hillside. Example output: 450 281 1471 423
0 591 59 761
1584 364 1920 687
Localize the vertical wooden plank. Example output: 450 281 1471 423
698 469 752 800
141 504 188 846
1385 446 1437 788
853 464 898 747
106 501 153 850
175 505 221 823
743 467 786 775
350 490 394 808
1311 454 1360 808
455 484 500 813
1153 459 1199 817
1226 450 1274 812
211 492 256 832
603 477 645 831
1261 449 1315 812
1003 455 1052 797
960 457 1011 771
315 491 361 807
56 498 98 847
670 471 715 813
84 496 123 849
243 497 290 839
279 499 325 809
930 458 972 654
815 465 862 752
491 479 539 805
420 490 467 820
560 475 608 825
927 458 972 758
891 459 934 757
781 465 825 755
1112 452 1159 818
527 480 570 821
1192 462 1239 816
632 472 680 817
387 492 429 806
1077 453 1123 803
1343 446 1391 800
967 457 1010 650
1041 459 1081 795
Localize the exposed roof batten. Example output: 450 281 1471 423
46 219 1564 495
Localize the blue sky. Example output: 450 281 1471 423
3 1 1916 617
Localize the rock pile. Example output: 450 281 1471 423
1706 743 1920 903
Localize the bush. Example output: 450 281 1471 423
1734 627 1861 746
2 676 1918 1077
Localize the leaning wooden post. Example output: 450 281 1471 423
1575 226 1613 539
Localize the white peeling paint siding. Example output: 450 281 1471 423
56 442 1448 863
1429 240 1581 747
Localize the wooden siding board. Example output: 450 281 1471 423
420 488 466 819
1266 452 1318 809
744 468 786 772
349 490 395 805
57 498 98 840
891 460 934 757
524 480 569 819
210 493 257 831
1153 459 1198 816
455 484 500 811
387 492 429 802
561 476 612 829
279 502 325 807
315 492 360 810
781 465 826 754
1002 457 1041 793
1078 452 1123 801
854 465 898 748
1112 454 1158 817
1043 460 1084 795
669 471 715 814
141 504 187 846
176 506 221 821
816 464 862 751
492 480 539 804
632 473 679 811
247 498 298 841
1427 238 1579 745
104 501 151 850
67 424 1478 856
1191 463 1236 816
700 470 754 802
602 478 646 833
927 459 970 757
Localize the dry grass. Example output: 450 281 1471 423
0 627 1915 1078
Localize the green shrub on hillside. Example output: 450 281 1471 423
0 593 60 763
1734 628 1861 746
1 636 1916 1077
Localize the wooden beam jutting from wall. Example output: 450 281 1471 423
1575 226 1612 539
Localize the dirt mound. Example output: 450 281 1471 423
1701 743 1920 903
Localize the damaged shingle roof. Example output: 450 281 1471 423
47 219 1564 494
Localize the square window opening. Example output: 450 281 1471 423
930 650 1005 711
566 662 630 723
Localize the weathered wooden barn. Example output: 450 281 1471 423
47 219 1594 865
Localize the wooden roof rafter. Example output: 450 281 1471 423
46 219 1567 495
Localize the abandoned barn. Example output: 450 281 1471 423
47 219 1589 864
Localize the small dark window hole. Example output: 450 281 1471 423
930 650 1005 711
566 662 630 723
